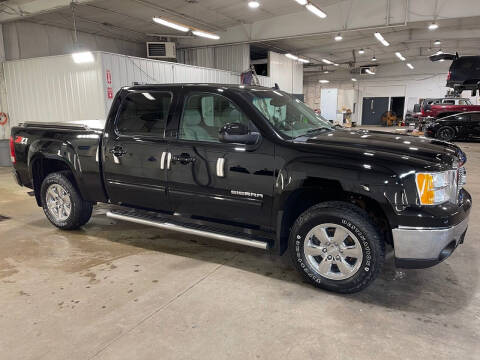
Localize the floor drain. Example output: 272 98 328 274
0 215 11 222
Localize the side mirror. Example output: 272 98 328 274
219 123 260 145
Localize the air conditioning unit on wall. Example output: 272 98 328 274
147 42 176 59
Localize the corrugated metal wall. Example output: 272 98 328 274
3 51 275 135
4 53 105 132
177 44 250 73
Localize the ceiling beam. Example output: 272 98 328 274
0 0 97 22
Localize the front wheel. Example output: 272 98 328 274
289 202 385 293
436 126 456 142
40 172 93 230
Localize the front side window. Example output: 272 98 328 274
179 93 251 142
116 91 172 136
244 89 332 138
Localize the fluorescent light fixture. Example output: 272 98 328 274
374 32 390 46
297 58 310 63
153 17 189 32
192 30 220 40
319 79 330 83
295 0 308 5
406 63 414 69
434 40 441 45
428 22 439 30
395 52 406 61
324 70 329 74
322 58 333 64
365 68 375 75
372 56 377 61
352 78 357 82
285 53 299 60
334 33 343 41
305 3 327 18
333 63 339 67
248 1 260 9
72 51 94 64
358 49 365 55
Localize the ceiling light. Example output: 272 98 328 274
72 51 94 64
434 40 441 45
334 33 343 41
395 52 406 61
297 58 310 63
406 63 414 69
319 79 330 84
358 49 365 55
322 58 333 64
352 78 357 82
295 0 308 4
374 32 390 47
285 53 299 60
192 30 220 40
305 3 327 18
153 17 189 32
248 1 260 9
372 56 377 61
333 63 339 67
365 68 375 75
324 70 329 74
428 22 439 30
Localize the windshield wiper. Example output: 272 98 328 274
294 127 332 139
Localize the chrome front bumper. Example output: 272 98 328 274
392 216 469 268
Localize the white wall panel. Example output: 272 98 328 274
3 51 273 138
177 44 250 73
268 51 303 94
4 53 105 134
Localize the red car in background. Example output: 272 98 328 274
421 97 480 119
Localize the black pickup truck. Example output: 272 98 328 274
10 84 471 293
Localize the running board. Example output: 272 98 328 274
106 210 268 250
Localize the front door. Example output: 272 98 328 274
362 97 389 125
102 90 174 212
166 90 275 228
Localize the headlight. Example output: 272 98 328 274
416 171 454 205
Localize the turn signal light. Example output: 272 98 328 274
416 172 451 205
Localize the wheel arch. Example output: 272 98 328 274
273 181 392 255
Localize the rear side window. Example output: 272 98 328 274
116 92 172 136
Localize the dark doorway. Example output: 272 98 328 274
362 97 389 125
390 97 405 120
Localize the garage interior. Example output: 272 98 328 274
0 0 480 359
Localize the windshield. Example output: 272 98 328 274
244 89 333 138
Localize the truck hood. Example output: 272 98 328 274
295 129 464 170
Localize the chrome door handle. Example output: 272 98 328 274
160 152 172 170
216 158 225 177
109 146 126 157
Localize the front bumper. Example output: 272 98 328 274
393 215 469 268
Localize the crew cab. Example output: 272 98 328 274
421 97 480 119
10 84 472 293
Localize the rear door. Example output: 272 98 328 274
468 113 480 136
102 89 175 211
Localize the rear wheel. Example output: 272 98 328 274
40 172 93 230
436 126 456 142
289 202 385 293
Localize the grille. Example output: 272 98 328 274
147 43 166 57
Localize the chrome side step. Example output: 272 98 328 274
106 211 268 250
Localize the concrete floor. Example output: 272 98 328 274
0 143 479 360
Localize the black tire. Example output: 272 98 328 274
436 126 456 142
40 171 93 230
289 201 385 294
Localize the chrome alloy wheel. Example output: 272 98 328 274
303 223 363 280
45 184 72 222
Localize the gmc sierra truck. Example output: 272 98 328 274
10 84 471 293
